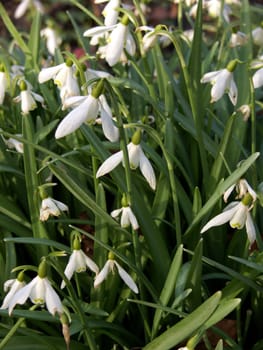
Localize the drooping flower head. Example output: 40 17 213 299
111 193 139 230
14 80 45 115
39 185 68 221
1 271 26 309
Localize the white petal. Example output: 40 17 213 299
103 0 120 26
14 0 30 18
0 72 7 105
125 30 136 56
62 96 87 110
111 208 123 218
44 278 63 316
114 261 139 294
31 91 44 104
55 96 99 139
228 78 238 105
210 70 231 102
96 150 123 178
120 207 132 228
21 91 37 114
223 184 235 202
8 277 37 315
126 207 139 230
52 199 68 212
252 68 263 89
38 64 65 84
82 251 99 274
61 251 78 289
106 23 127 66
200 202 239 233
128 143 140 169
100 96 119 142
229 203 247 229
1 280 25 309
139 147 156 190
200 70 221 83
29 276 45 304
94 260 111 288
245 212 256 248
83 25 115 37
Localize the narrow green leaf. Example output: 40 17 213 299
143 291 222 350
27 11 41 70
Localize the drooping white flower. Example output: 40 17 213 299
8 260 63 316
205 0 232 22
252 27 263 46
252 67 263 89
1 272 26 309
223 179 257 203
102 0 120 26
94 252 138 293
0 66 8 105
111 197 139 230
41 26 62 56
14 0 44 19
55 80 119 142
229 31 247 48
61 237 99 289
137 26 158 52
201 60 238 105
96 130 156 190
13 80 44 114
5 135 24 154
40 196 68 221
201 193 256 248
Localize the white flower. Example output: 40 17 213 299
201 196 256 248
8 275 63 316
252 27 263 46
111 205 139 230
0 70 7 105
96 137 156 190
102 0 120 26
105 19 136 66
237 104 251 121
94 255 138 293
5 135 24 153
201 63 238 105
41 27 62 56
14 0 44 19
40 197 68 221
137 26 158 52
13 81 44 114
223 179 257 203
205 0 232 22
61 247 99 289
55 88 119 142
1 276 26 309
229 31 247 48
83 25 115 46
252 67 263 89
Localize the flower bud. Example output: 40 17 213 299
226 59 238 72
38 259 47 278
91 79 104 98
131 129 141 145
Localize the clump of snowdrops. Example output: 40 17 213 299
0 0 263 349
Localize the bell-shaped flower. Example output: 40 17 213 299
223 178 257 203
205 0 232 22
252 67 263 89
41 26 62 56
96 129 156 190
252 26 263 46
8 260 63 316
105 15 136 66
229 30 247 48
1 272 26 309
55 80 119 142
137 26 158 53
0 65 8 105
111 194 139 230
61 236 99 289
40 196 68 221
14 0 44 19
201 59 238 105
102 0 120 26
94 252 138 293
13 80 45 114
5 134 24 154
201 193 256 248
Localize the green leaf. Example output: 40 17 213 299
143 291 222 350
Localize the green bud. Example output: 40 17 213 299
91 79 104 99
121 193 129 207
121 14 129 26
226 59 238 72
108 251 115 260
39 186 49 200
131 129 141 145
241 193 254 207
38 259 47 278
65 58 73 67
73 236 81 250
17 270 25 282
19 80 27 91
0 64 5 73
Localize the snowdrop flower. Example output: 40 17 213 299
15 0 44 19
38 59 80 105
205 0 232 22
5 135 24 153
61 236 99 289
101 0 120 26
41 25 62 56
201 193 256 248
83 25 115 46
237 104 251 121
13 80 44 114
252 26 263 46
229 30 247 48
105 14 136 66
137 26 159 53
96 129 156 190
55 79 119 142
0 65 8 105
1 272 26 309
252 67 263 89
201 59 238 105
94 251 138 293
111 194 139 230
8 260 63 316
40 196 68 221
223 178 257 203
